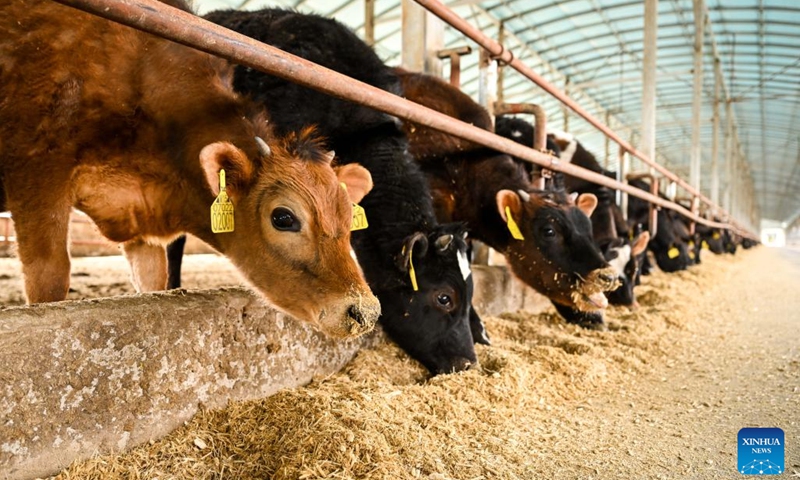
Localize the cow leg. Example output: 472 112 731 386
122 239 168 292
10 202 72 304
166 234 187 289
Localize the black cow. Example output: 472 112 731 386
496 118 649 307
396 74 619 330
168 8 487 375
627 179 692 272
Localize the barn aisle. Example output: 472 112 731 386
542 246 800 479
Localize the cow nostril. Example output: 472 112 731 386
347 305 365 326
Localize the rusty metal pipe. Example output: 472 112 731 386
627 173 659 237
51 0 746 236
493 102 548 152
412 0 754 238
437 46 471 88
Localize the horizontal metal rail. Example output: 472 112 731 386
51 0 747 236
412 0 756 239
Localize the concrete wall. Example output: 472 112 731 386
0 268 548 479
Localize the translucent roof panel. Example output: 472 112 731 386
191 0 800 228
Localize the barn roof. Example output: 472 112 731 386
193 0 800 229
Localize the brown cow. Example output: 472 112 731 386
395 69 618 327
0 0 380 338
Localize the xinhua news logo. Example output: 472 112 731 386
738 427 784 475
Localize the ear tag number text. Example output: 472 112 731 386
211 169 234 233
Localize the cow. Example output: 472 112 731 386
496 118 650 307
627 179 692 273
0 0 381 338
395 70 619 329
697 222 726 255
164 8 486 374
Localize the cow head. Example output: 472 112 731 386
723 229 739 254
603 231 650 306
497 188 619 316
377 223 482 375
647 210 692 272
697 223 726 254
198 128 380 338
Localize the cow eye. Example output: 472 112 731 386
542 226 556 238
271 207 300 232
436 293 452 308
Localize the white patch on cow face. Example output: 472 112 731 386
511 129 522 138
559 139 578 164
457 249 472 281
608 244 632 278
548 129 574 143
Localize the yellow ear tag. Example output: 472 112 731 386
712 232 721 240
351 204 368 231
402 245 419 292
505 206 525 240
702 240 709 250
340 183 368 231
688 250 695 259
667 247 680 259
211 169 234 233
688 241 694 249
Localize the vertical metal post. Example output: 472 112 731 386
690 0 705 192
604 110 611 169
619 144 629 220
364 0 375 46
478 48 497 120
496 22 505 105
562 77 570 132
401 0 425 72
724 100 733 212
641 0 658 175
711 62 720 205
649 177 660 237
401 0 443 75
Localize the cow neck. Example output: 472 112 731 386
335 123 438 290
447 151 530 253
140 43 266 250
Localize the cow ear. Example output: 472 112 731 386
576 193 598 217
199 142 255 199
335 164 373 203
496 189 523 223
631 231 650 256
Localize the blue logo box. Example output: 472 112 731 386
738 427 784 475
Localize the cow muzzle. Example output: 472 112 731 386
571 266 620 312
318 289 381 338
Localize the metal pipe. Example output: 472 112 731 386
436 46 472 88
411 0 753 236
478 48 497 119
493 102 548 152
689 0 704 191
495 102 550 190
641 0 658 173
627 173 659 237
496 22 505 105
364 0 375 47
619 145 629 221
50 0 751 237
711 65 721 205
402 0 426 72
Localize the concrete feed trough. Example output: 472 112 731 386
0 265 548 479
